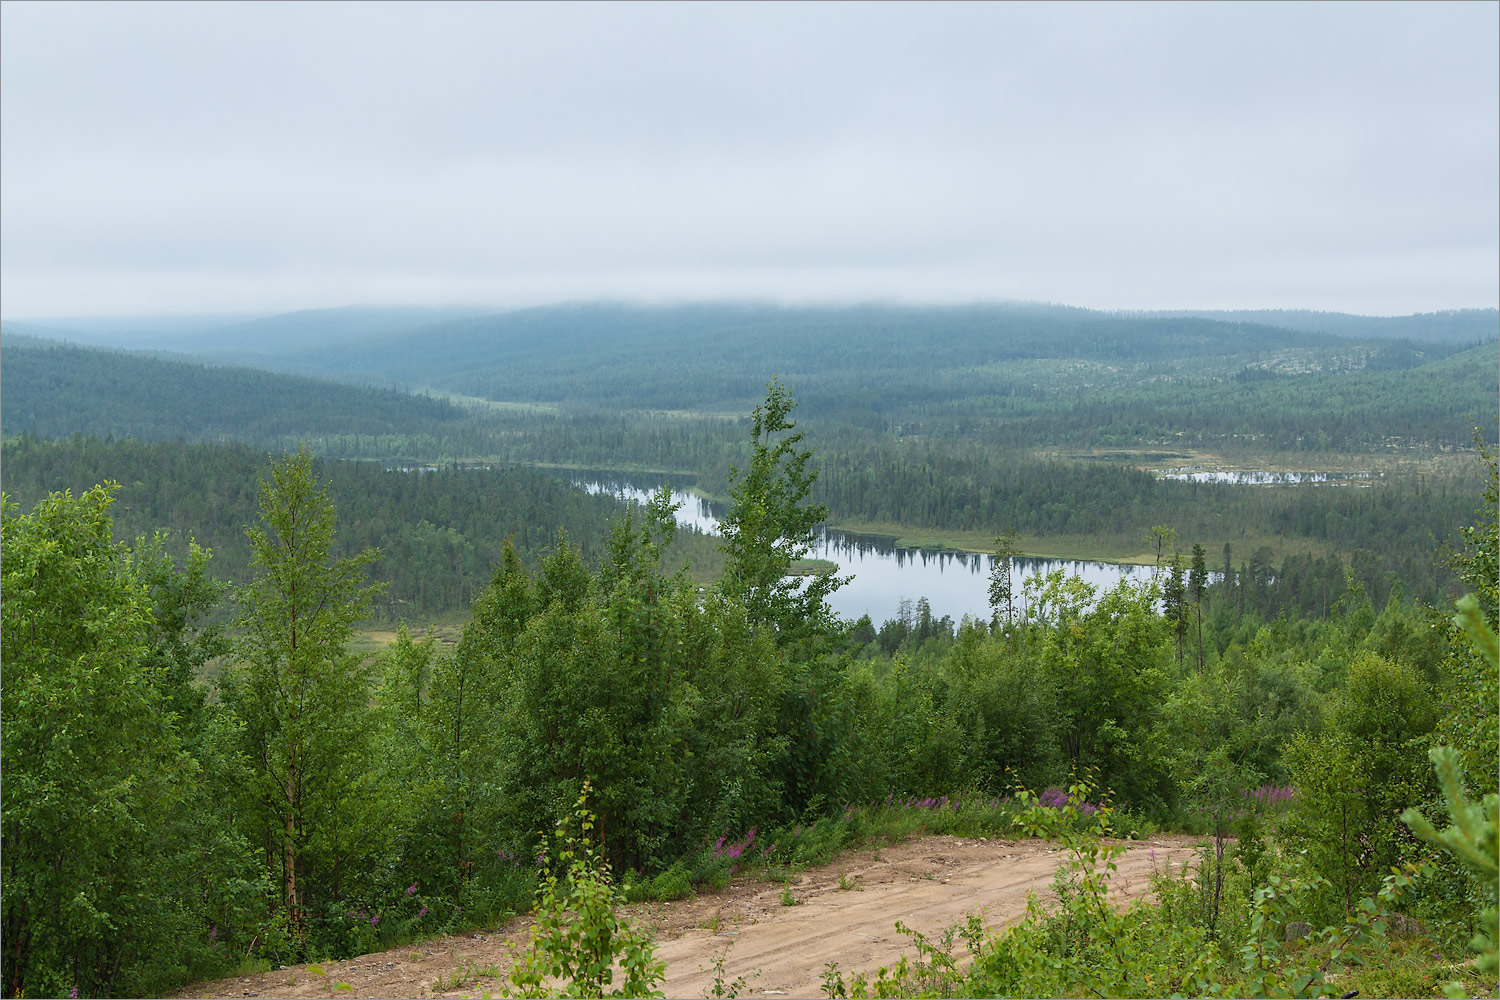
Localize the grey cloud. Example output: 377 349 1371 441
2 1 1495 317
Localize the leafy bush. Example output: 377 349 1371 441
508 784 665 999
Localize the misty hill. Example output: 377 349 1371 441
1138 308 1497 344
1 336 470 448
2 305 485 354
7 304 1489 468
184 305 490 359
0 314 270 349
184 301 1463 413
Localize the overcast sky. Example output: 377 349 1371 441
2 1 1496 319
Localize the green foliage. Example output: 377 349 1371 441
986 527 1018 631
1 337 467 445
1434 446 1500 788
822 806 1427 999
507 784 665 999
7 306 1491 618
1282 651 1437 920
718 378 846 645
3 374 1494 997
0 434 649 617
706 946 751 999
1233 868 1417 999
374 624 532 932
1032 573 1174 806
224 449 388 947
1163 663 1272 935
1402 597 1500 995
492 499 788 875
1 485 259 998
825 778 1221 999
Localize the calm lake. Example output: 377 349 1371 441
582 481 1156 625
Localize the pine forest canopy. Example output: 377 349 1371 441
2 301 1493 620
9 302 1495 415
1 378 1495 999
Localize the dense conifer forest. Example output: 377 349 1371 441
1 306 1496 998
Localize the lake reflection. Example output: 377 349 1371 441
582 481 1156 625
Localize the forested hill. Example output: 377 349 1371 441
0 305 481 353
172 304 489 359
1 335 470 446
1140 307 1498 344
183 301 1473 413
0 435 659 616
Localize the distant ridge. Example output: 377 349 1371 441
2 305 487 354
1130 307 1498 344
9 301 1494 356
1 336 467 446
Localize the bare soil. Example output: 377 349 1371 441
174 833 1200 1000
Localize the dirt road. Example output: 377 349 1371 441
176 834 1200 1000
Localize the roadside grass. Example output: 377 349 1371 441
194 791 1489 1000
623 788 1155 905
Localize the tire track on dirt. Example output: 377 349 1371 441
173 834 1201 999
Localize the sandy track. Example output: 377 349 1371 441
175 834 1200 1000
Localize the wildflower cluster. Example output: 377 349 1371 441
1037 786 1102 816
713 827 758 862
1247 784 1296 808
345 906 382 928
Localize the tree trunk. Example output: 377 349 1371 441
285 747 301 932
1196 600 1204 672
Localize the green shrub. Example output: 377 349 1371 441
508 784 664 999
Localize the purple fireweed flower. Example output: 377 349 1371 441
1149 849 1157 862
419 906 428 918
69 988 78 999
209 927 219 941
1247 784 1296 808
407 883 418 895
